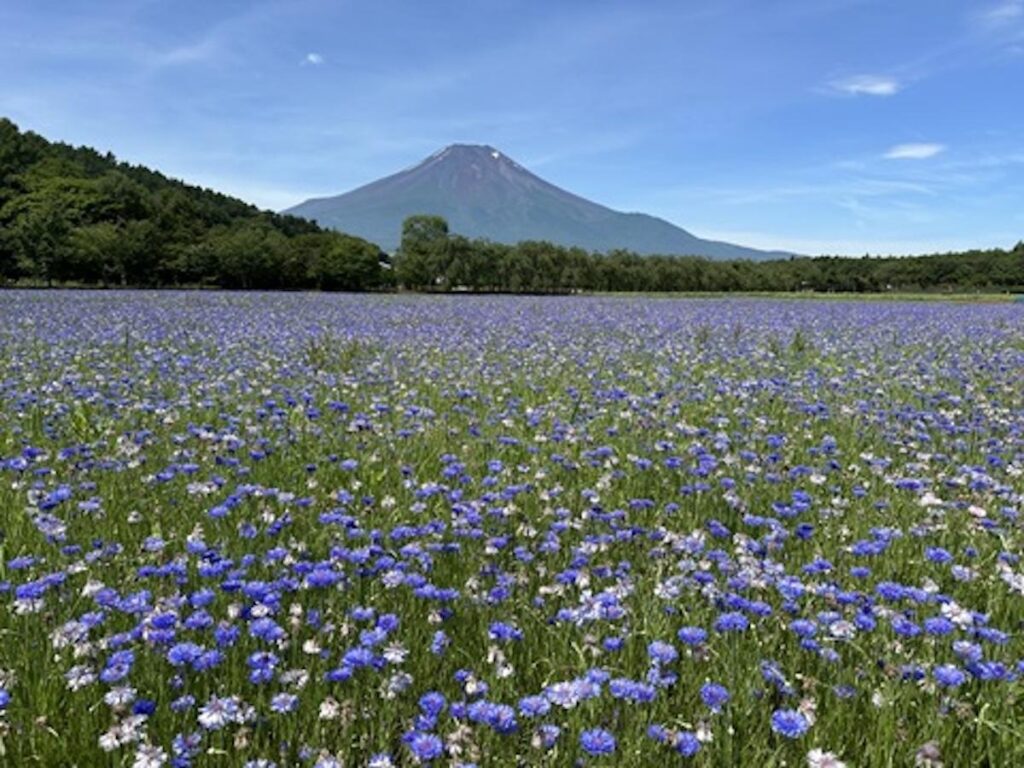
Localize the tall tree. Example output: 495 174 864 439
395 214 448 289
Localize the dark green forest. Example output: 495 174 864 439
1 118 1022 294
0 118 387 291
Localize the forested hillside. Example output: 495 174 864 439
0 118 388 290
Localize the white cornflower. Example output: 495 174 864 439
132 744 168 768
383 672 413 699
65 665 97 691
940 601 974 629
318 697 341 721
383 642 408 664
13 598 43 614
279 669 310 689
198 695 239 730
829 620 855 640
98 728 122 752
104 686 136 707
807 748 847 768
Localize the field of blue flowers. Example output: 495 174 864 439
1 291 1022 767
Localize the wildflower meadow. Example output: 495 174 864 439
1 290 1022 767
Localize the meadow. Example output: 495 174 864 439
0 290 1022 767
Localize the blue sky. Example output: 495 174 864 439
2 0 1022 255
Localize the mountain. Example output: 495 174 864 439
285 145 789 259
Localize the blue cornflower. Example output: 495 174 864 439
968 661 1008 681
99 663 131 684
193 649 224 672
484 703 518 734
167 642 204 667
190 588 216 608
342 646 377 669
700 682 730 712
247 651 278 684
891 616 921 638
647 724 669 743
184 610 213 631
923 617 955 636
488 621 523 642
579 727 617 756
430 630 449 656
714 612 749 632
934 664 967 688
132 698 157 716
789 619 817 638
677 626 707 646
608 678 656 703
214 623 240 648
675 731 701 757
536 723 561 749
270 692 298 713
170 694 195 712
953 641 983 663
770 709 809 738
419 691 447 717
248 617 285 642
925 547 953 564
307 568 341 588
406 731 444 763
976 627 1009 645
647 640 678 664
518 695 550 718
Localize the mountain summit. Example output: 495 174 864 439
286 145 786 259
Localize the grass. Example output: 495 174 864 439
0 290 1022 767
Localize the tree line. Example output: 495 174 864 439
394 215 1024 294
1 118 1021 295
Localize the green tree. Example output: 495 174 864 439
395 214 448 289
11 197 72 285
310 234 384 291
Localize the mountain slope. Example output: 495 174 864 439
286 145 788 259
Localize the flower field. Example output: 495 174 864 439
1 290 1023 767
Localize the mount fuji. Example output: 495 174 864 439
285 144 787 259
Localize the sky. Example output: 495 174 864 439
1 0 1022 256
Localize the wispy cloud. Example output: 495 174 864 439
303 52 324 66
695 229 999 257
980 0 1023 26
884 142 946 160
150 37 222 68
830 74 901 96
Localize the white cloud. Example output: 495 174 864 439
981 0 1023 25
303 52 324 66
884 143 946 160
831 75 901 96
151 38 222 68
